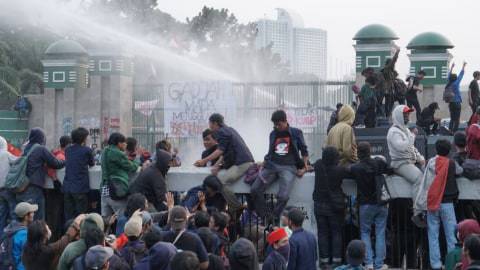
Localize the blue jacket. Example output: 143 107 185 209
63 144 94 193
4 221 27 270
287 228 317 270
448 70 464 103
264 126 308 169
24 128 65 188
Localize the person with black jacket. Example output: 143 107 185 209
468 71 480 117
417 102 440 135
350 142 393 270
313 147 350 269
406 70 426 121
130 149 171 212
17 128 65 221
194 113 254 210
251 110 310 221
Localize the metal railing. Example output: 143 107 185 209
132 81 354 160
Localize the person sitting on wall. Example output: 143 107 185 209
200 129 220 167
387 105 426 227
326 104 358 165
194 113 254 211
417 102 441 135
250 110 310 222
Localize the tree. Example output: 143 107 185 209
186 6 291 81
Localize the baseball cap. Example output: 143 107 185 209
124 212 143 237
403 106 414 113
267 228 288 245
85 245 114 269
346 240 366 266
169 206 187 231
15 202 38 218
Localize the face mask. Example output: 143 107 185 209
277 243 290 261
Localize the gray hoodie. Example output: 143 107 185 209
387 105 425 169
0 136 17 188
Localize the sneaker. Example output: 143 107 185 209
411 214 427 228
377 264 389 270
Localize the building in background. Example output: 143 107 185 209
255 8 327 80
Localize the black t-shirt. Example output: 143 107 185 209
271 130 296 166
406 76 420 97
161 230 209 263
202 145 219 166
470 80 480 103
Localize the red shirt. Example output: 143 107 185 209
467 123 480 160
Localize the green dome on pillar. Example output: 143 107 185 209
407 32 454 50
407 32 454 86
45 39 88 57
353 24 398 42
42 39 89 89
353 24 399 73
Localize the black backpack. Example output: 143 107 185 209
0 227 25 270
443 83 455 103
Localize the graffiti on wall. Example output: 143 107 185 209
62 117 73 136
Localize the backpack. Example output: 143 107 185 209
5 144 40 193
443 84 455 103
462 159 480 180
0 227 25 270
375 174 392 205
373 157 391 205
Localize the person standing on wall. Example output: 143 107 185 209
380 48 400 118
468 71 480 124
194 113 254 211
250 110 310 222
446 62 466 133
406 70 426 121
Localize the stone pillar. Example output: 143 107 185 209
353 24 399 86
407 32 454 119
43 88 56 148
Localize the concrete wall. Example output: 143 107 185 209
51 167 480 233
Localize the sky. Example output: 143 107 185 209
159 0 479 81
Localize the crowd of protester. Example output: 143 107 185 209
0 53 480 270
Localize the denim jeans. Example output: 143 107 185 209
0 189 17 238
251 163 297 218
359 204 388 269
314 201 344 264
427 203 457 269
15 185 45 220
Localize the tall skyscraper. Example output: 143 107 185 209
255 8 327 80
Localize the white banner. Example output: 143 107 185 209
164 81 236 137
285 107 318 129
134 99 159 116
